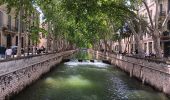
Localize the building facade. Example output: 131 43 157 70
0 4 40 51
111 0 170 57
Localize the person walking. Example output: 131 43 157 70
5 47 12 59
0 46 2 59
1 46 6 59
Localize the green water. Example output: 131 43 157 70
12 51 170 100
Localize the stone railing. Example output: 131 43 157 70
0 50 76 99
90 50 170 95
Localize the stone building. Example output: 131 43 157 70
0 4 40 51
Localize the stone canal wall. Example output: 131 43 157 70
91 50 170 95
0 50 75 99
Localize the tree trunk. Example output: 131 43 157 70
17 8 22 57
108 40 112 53
134 34 145 57
143 0 163 58
56 40 59 51
152 30 162 58
124 37 131 53
118 39 122 53
104 40 107 53
107 42 112 53
46 34 51 53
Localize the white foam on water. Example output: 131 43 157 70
64 62 79 66
64 60 109 68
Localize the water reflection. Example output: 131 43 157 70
45 75 92 88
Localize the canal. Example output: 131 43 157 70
12 51 170 100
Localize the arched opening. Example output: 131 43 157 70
6 34 12 47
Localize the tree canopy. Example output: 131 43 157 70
1 0 137 48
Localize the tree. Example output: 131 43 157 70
1 0 141 54
134 0 170 58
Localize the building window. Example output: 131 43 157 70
6 34 12 47
131 44 134 53
15 18 19 32
160 4 163 14
20 21 25 33
28 38 31 46
16 36 18 46
21 37 24 48
0 11 3 27
8 15 11 30
144 43 147 53
21 22 23 32
135 44 137 51
149 42 152 54
167 21 170 30
0 32 1 45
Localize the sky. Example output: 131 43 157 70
35 6 44 24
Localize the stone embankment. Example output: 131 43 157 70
91 50 170 95
0 50 75 100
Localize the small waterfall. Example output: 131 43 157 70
64 59 109 68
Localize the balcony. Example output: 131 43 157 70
161 31 170 41
160 11 166 16
1 26 7 31
12 26 18 32
7 25 18 32
2 25 18 36
7 25 12 31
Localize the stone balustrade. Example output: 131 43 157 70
0 50 75 100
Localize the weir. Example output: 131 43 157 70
63 59 111 64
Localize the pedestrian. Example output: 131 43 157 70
1 45 6 58
0 46 2 59
145 52 149 58
5 47 12 59
41 46 45 53
37 47 41 54
33 46 36 55
135 49 138 54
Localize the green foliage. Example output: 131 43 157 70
1 0 138 48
